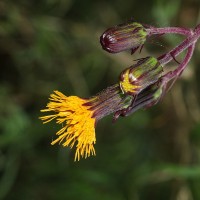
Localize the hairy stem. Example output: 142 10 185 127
165 44 195 81
157 24 200 66
146 27 192 37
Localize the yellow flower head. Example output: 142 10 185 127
40 91 96 161
40 85 126 161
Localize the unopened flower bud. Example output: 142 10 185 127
113 78 166 121
119 81 164 117
100 22 147 53
119 56 163 95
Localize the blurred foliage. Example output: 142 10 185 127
0 0 200 200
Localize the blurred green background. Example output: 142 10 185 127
1 0 200 199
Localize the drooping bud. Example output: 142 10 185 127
124 82 163 116
100 22 147 53
113 80 165 120
119 56 163 95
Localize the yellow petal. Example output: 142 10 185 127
40 91 96 161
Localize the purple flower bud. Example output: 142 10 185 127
100 22 147 53
114 80 164 118
129 82 163 114
119 56 163 95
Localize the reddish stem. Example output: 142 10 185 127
164 44 195 82
146 26 192 37
157 24 200 66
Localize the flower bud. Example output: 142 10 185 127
113 78 166 121
100 22 147 53
119 56 163 95
134 82 163 109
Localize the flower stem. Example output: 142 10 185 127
162 44 195 87
158 24 200 66
146 26 192 37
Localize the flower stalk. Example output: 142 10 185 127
146 26 192 37
158 24 200 66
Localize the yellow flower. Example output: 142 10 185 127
40 91 96 161
40 85 127 161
